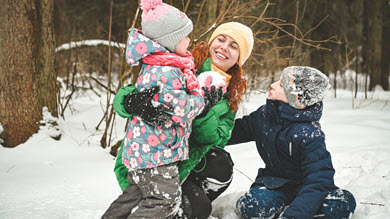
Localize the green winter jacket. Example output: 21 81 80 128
113 58 236 191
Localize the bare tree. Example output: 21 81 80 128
0 0 57 147
363 0 383 91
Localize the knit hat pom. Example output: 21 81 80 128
141 0 163 11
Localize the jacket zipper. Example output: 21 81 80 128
289 142 292 156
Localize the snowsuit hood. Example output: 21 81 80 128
125 28 168 66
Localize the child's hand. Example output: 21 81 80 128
123 86 173 126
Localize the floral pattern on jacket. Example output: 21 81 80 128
122 29 204 170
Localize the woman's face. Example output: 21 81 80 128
209 35 240 72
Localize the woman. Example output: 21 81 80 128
112 22 254 219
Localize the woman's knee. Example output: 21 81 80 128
203 148 233 182
182 180 212 219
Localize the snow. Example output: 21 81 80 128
198 71 227 96
56 40 126 53
1 88 390 218
0 122 3 144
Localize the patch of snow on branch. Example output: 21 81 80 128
56 39 126 53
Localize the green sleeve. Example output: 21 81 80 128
114 141 129 191
178 98 236 182
113 84 137 118
112 84 135 191
191 98 236 148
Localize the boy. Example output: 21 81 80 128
229 66 356 219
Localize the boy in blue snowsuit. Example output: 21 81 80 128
229 66 356 219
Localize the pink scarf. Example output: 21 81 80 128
142 51 200 92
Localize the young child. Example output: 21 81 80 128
102 0 204 218
229 66 356 219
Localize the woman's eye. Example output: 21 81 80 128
218 38 224 42
231 45 238 50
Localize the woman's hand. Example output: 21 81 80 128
123 86 173 126
197 85 223 118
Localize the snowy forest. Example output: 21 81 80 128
0 0 389 218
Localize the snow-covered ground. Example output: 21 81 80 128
1 88 389 219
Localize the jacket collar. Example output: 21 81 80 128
266 99 323 122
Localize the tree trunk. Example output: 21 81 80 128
363 0 383 91
381 0 390 90
0 0 57 148
38 0 57 117
207 0 218 24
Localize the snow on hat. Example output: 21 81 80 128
208 22 254 66
140 0 193 53
282 66 331 109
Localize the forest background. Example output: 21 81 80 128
0 0 389 148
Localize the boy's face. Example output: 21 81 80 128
267 75 288 103
176 36 191 56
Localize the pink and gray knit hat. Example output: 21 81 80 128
140 0 193 53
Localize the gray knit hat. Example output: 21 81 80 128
282 66 331 109
140 0 193 53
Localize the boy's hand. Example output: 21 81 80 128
196 86 223 118
123 86 173 126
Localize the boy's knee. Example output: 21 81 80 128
236 186 282 219
330 189 356 212
318 189 356 218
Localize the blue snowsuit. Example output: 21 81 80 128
228 99 356 219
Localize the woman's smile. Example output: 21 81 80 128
209 35 240 72
215 51 228 59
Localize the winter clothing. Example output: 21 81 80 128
142 51 200 92
113 57 236 194
282 66 331 109
185 147 233 202
196 86 224 118
123 28 204 170
113 47 237 219
177 58 236 181
140 0 193 53
113 84 137 118
104 28 203 219
237 186 356 219
179 147 233 219
180 180 211 219
211 63 232 86
102 163 181 219
228 99 356 218
123 86 172 126
208 22 254 66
